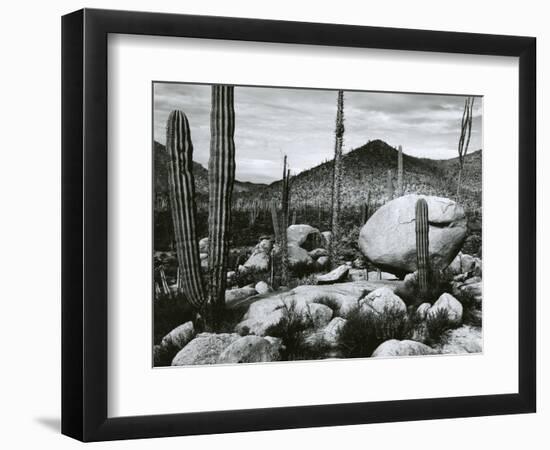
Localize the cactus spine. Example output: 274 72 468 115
330 90 344 269
165 110 206 309
397 145 403 196
415 198 431 297
207 85 236 325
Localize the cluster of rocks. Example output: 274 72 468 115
238 225 332 274
160 280 480 366
157 194 483 366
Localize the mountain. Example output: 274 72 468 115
154 141 266 198
154 139 481 212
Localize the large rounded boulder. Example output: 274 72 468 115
287 224 324 251
358 195 467 277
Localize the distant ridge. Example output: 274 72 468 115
154 139 481 210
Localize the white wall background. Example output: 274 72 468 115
0 0 546 448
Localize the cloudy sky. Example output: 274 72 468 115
154 83 482 184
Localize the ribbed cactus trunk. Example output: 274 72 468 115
330 90 344 269
270 199 280 243
415 198 431 298
386 169 393 202
207 85 236 327
281 155 290 286
397 145 403 196
360 190 371 225
165 110 206 310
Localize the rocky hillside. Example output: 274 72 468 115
154 139 481 212
154 141 265 200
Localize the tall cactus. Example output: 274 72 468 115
165 110 206 309
386 169 394 201
397 145 403 196
330 90 344 269
360 189 371 225
270 199 280 243
415 198 431 298
281 155 291 285
207 85 236 325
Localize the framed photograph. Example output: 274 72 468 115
62 8 536 442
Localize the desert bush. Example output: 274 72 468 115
265 300 315 360
153 342 178 367
287 273 318 289
424 308 455 345
290 260 318 279
337 305 414 358
399 270 454 306
455 288 482 327
153 293 196 344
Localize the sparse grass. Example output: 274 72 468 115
153 293 196 344
287 273 318 289
398 270 454 306
233 267 267 288
153 343 179 367
337 305 417 358
454 289 482 327
265 300 314 360
290 260 318 279
216 306 248 334
424 308 455 346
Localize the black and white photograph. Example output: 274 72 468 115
152 83 483 366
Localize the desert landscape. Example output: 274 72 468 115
152 85 482 366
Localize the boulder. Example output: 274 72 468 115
321 231 332 247
225 285 258 308
416 303 432 320
309 248 329 259
316 265 349 284
218 335 282 364
359 287 407 315
234 280 403 335
322 317 346 346
452 281 482 305
353 257 367 269
460 253 476 273
307 303 333 328
473 257 482 277
428 293 463 324
226 271 236 286
172 333 240 365
161 321 195 350
243 239 272 271
316 256 330 269
446 252 463 276
198 237 209 253
447 252 482 278
255 281 272 295
358 195 467 276
372 339 437 357
287 224 323 250
287 244 314 268
435 325 482 354
243 250 270 272
348 269 397 282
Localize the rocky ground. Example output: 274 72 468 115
154 194 482 367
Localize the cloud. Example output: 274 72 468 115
154 83 482 183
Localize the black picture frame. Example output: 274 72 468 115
62 8 536 442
